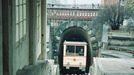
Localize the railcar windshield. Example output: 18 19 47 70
66 45 84 56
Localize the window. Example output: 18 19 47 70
66 45 84 56
76 46 84 56
15 0 27 42
36 0 41 42
66 45 75 56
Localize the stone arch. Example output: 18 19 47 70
58 26 93 73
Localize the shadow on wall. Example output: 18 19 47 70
16 60 49 75
16 60 59 75
16 61 47 75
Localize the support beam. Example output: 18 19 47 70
0 0 3 74
41 0 47 59
10 0 17 75
2 0 10 74
2 0 16 75
29 0 37 65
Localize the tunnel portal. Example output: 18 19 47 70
58 26 92 74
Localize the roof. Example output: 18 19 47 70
64 41 87 45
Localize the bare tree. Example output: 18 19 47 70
93 4 124 30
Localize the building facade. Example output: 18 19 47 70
101 0 119 6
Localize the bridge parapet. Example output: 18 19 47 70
47 8 99 20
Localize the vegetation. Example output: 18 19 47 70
93 0 134 30
125 0 134 18
93 4 124 30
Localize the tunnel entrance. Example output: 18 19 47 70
61 26 89 42
58 26 92 74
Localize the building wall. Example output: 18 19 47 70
1 0 42 75
101 0 119 6
14 0 42 74
11 0 29 75
13 31 29 75
1 0 46 75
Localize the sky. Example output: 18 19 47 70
59 0 101 4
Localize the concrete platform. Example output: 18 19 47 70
90 58 134 75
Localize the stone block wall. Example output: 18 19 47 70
16 60 59 75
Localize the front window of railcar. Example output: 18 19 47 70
76 46 84 56
66 45 84 56
66 45 75 56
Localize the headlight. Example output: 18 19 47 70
79 62 82 66
67 62 70 66
73 58 76 61
66 62 70 69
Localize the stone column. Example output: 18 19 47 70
29 0 37 65
10 0 16 75
41 0 47 59
2 0 10 75
0 0 3 74
2 0 16 74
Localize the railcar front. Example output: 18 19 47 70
62 41 87 74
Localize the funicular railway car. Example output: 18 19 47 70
58 26 92 74
63 41 87 74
